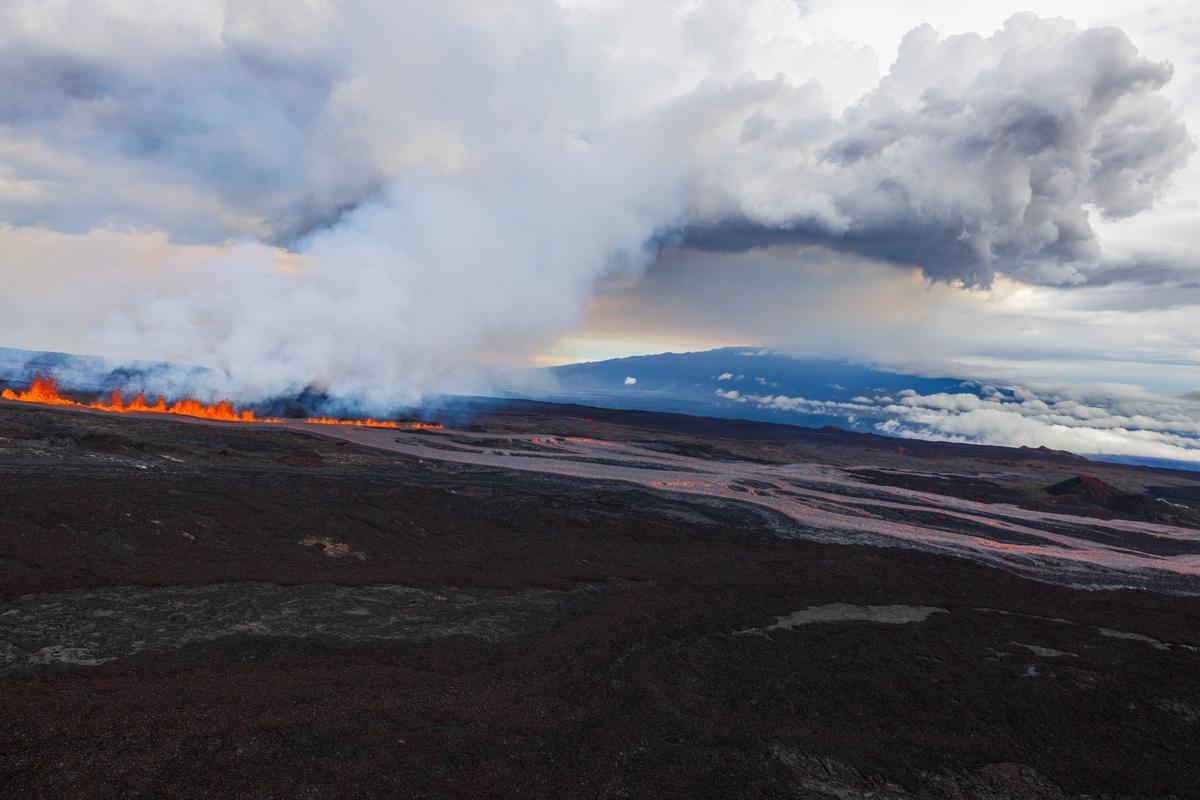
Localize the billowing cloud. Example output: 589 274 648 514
685 14 1192 287
0 2 1192 404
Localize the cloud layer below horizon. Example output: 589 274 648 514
717 382 1200 463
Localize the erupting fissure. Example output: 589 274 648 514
2 375 276 422
306 417 444 430
1 375 446 430
0 375 76 406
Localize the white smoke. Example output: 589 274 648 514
0 2 1190 406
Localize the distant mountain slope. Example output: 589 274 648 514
528 348 1200 472
535 347 969 431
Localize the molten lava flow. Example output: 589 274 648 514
2 375 443 429
564 436 614 446
1 375 275 423
97 391 271 422
307 417 400 429
95 390 169 415
1 375 76 406
306 417 444 430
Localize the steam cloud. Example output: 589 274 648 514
0 2 1190 405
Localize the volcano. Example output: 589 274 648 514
1046 474 1123 499
1044 474 1192 524
5 396 1200 798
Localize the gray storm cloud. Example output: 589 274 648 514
684 13 1192 286
0 2 1190 403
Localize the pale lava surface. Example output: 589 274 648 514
284 422 1200 594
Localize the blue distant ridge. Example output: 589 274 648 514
535 346 969 432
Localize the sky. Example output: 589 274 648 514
1 1 1199 429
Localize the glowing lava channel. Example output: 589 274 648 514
306 417 443 430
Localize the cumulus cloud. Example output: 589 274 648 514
0 2 1190 404
685 13 1192 287
717 382 1200 462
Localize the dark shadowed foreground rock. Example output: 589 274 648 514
2 402 1200 799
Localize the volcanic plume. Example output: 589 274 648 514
1 8 1188 407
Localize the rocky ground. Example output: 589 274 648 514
3 401 1200 798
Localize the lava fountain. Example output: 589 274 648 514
1 375 445 429
306 417 444 430
0 375 77 406
2 375 277 422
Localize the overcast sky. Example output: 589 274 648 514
1 0 1198 409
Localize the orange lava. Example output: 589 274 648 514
96 390 273 422
306 417 444 430
306 417 400 429
2 375 444 430
2 375 276 423
1 375 76 406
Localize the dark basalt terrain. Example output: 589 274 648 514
3 400 1200 798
